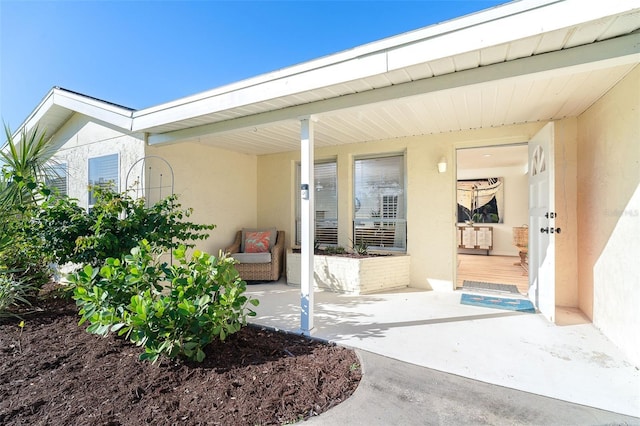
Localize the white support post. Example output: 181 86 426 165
300 117 315 335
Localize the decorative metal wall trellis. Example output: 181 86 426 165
125 156 175 263
125 156 174 207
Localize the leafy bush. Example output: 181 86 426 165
69 240 259 363
31 187 215 267
27 194 92 266
324 245 346 255
0 173 54 294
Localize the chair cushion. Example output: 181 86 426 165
232 252 272 264
244 230 271 253
241 227 277 252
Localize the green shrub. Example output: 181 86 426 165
324 245 346 255
351 238 369 256
0 174 53 293
0 273 36 318
32 187 215 267
69 240 259 363
27 194 91 266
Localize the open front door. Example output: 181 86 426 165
528 123 556 322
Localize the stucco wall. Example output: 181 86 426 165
147 142 258 255
49 114 257 257
257 122 545 290
49 114 145 208
577 66 640 365
553 118 579 307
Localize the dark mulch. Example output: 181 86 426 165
0 296 361 425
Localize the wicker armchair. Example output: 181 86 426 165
225 230 284 281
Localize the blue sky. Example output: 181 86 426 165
1 0 507 131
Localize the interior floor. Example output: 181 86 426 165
456 253 528 295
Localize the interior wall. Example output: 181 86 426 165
257 122 545 290
457 164 528 256
147 142 258 255
577 65 640 366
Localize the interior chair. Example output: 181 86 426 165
225 228 284 281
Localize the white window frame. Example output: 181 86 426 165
45 162 68 196
295 159 338 246
353 153 407 252
88 153 119 209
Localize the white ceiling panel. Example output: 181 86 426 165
453 51 482 72
565 17 618 47
479 44 509 66
506 36 540 60
162 59 637 156
535 28 575 54
598 11 640 40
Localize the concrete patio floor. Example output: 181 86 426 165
245 282 640 418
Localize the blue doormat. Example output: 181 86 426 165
460 293 536 313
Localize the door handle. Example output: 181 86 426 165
540 227 561 234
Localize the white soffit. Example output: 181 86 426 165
15 87 134 142
185 61 636 156
137 0 640 137
146 30 640 153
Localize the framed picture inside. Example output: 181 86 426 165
456 177 504 224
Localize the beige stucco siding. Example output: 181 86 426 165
257 122 545 290
577 65 640 365
554 118 579 308
147 142 258 254
49 114 145 209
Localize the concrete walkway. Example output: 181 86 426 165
245 283 640 419
306 350 639 425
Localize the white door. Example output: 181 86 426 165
528 123 556 322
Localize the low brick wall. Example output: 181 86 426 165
286 250 410 295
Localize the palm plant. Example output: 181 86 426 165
1 124 57 208
0 125 57 315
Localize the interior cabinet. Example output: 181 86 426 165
457 225 493 255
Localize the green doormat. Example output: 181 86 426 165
460 293 536 313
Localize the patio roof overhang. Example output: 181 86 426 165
130 0 640 154
142 33 639 154
11 1 640 153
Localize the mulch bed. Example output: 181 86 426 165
0 297 361 425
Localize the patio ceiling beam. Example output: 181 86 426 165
146 32 639 146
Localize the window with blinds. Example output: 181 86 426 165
295 160 338 246
88 153 119 206
45 163 68 196
353 154 406 251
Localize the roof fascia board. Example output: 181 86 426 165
147 31 640 146
21 91 56 133
135 0 639 131
52 89 133 130
135 1 557 117
387 0 640 71
133 53 388 131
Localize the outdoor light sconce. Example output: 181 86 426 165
437 157 447 173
